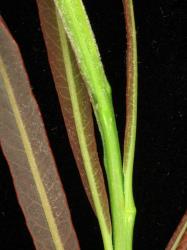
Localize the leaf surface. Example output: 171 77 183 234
123 0 137 197
0 17 79 250
166 211 187 250
36 0 112 244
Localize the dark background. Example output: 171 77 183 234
0 0 186 249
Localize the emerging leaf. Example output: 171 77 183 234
0 17 79 250
36 0 112 240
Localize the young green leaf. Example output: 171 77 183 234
36 1 112 249
122 0 137 248
0 17 79 250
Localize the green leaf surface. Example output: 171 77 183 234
36 1 112 249
0 17 79 250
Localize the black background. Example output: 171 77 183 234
0 0 186 249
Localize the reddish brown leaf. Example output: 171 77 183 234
36 0 111 234
0 17 80 250
122 0 138 172
166 211 187 250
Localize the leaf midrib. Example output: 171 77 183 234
0 57 64 250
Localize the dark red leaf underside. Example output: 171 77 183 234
0 17 79 250
122 0 137 170
36 0 111 231
166 211 187 250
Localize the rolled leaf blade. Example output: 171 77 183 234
123 0 137 202
36 0 112 247
0 17 79 250
121 0 138 248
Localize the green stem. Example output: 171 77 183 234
96 95 126 250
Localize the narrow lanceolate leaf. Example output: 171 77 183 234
166 211 187 250
122 0 137 249
36 1 112 249
0 17 79 250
